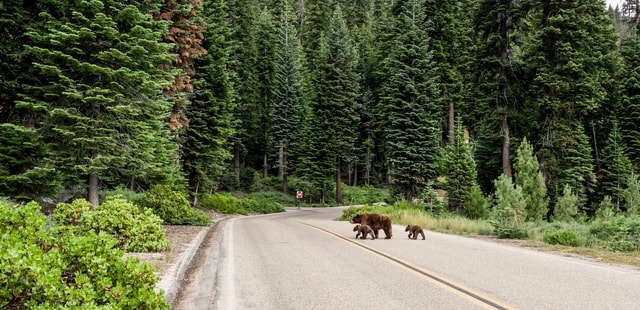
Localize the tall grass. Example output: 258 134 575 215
342 201 494 236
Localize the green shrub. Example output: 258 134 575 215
79 196 171 252
101 185 145 206
201 192 247 215
340 205 395 221
543 230 579 246
0 201 169 309
342 184 390 205
489 220 528 239
463 185 489 220
247 191 296 206
241 197 285 214
53 198 92 225
590 215 640 252
140 185 210 226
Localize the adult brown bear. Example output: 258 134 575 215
350 213 392 239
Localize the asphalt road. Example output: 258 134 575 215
176 206 640 310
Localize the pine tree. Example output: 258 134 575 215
621 173 640 213
153 0 207 132
0 0 63 200
619 29 640 167
492 173 526 227
523 0 614 210
473 0 525 178
377 0 441 201
16 0 180 206
599 121 634 207
182 0 235 200
552 184 578 222
514 137 549 222
227 0 261 186
423 0 463 145
315 6 361 204
254 7 277 178
270 1 306 193
445 118 478 212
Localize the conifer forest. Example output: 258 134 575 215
2 0 640 221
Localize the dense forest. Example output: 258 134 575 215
2 0 640 221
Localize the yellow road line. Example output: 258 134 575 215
301 222 516 310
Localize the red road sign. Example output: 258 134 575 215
296 191 303 199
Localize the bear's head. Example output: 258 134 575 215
350 214 363 224
353 224 361 231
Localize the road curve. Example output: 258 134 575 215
182 207 640 310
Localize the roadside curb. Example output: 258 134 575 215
156 225 211 304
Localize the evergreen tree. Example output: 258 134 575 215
182 0 235 200
464 184 489 220
227 0 261 186
0 0 63 200
314 6 361 204
523 0 614 210
599 121 634 207
445 118 478 212
473 0 525 178
15 0 180 206
514 137 549 222
378 0 441 201
621 173 640 214
254 7 277 178
492 173 526 227
270 1 306 193
153 0 207 132
552 184 578 222
619 29 640 167
423 0 463 145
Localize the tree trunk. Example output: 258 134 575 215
192 182 199 207
278 141 284 178
502 114 512 178
365 147 371 185
263 152 268 177
234 142 241 187
448 101 455 144
282 145 288 193
592 121 599 163
354 162 358 186
88 172 99 209
336 159 343 204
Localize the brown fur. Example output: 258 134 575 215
405 225 425 240
350 214 393 239
353 224 375 240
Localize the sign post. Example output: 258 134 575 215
296 191 303 209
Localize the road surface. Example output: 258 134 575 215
175 207 640 310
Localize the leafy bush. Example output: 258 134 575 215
247 191 297 206
463 185 489 220
240 197 285 214
201 192 247 215
590 215 640 252
101 185 145 206
489 220 528 239
342 184 390 205
53 198 92 225
79 196 171 252
140 185 210 226
543 230 579 246
0 201 170 309
340 204 394 221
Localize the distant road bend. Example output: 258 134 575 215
175 207 640 310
